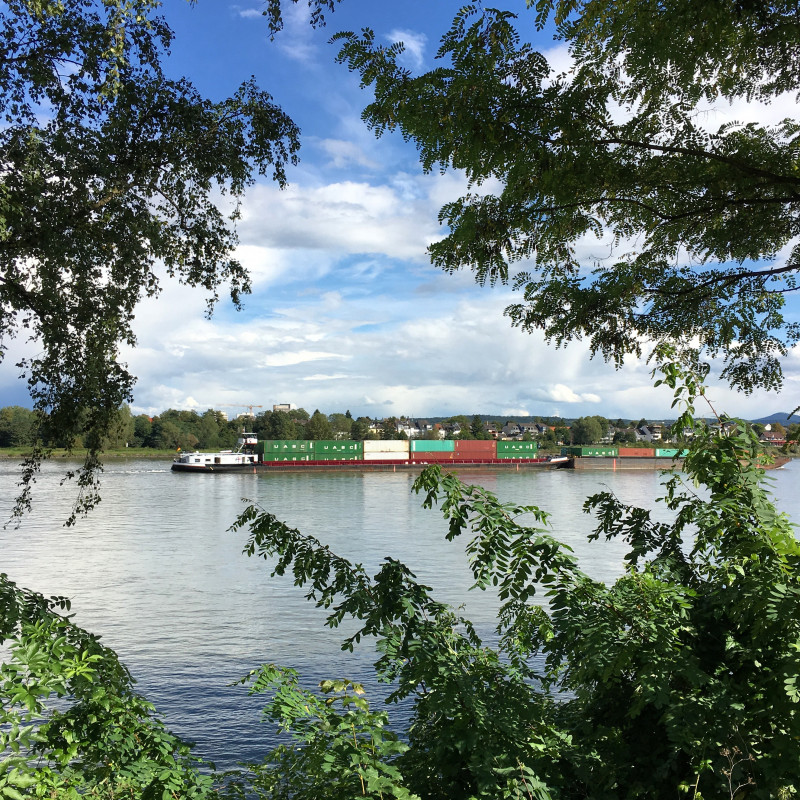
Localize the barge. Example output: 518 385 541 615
170 436 791 473
171 434 570 473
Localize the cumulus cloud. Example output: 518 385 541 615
237 178 444 261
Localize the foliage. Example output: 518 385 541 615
569 415 606 445
0 573 213 799
0 407 38 448
0 0 300 522
350 416 373 440
224 667 416 800
305 409 335 441
328 412 353 439
470 414 489 439
333 1 800 393
230 362 800 799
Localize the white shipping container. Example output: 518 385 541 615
363 440 409 454
362 451 408 461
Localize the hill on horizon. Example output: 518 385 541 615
753 412 800 426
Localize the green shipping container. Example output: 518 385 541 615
561 446 619 457
410 440 455 452
655 448 688 458
261 453 313 462
497 441 538 453
497 452 540 460
312 454 361 461
313 440 363 454
263 440 314 453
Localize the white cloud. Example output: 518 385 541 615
542 43 574 80
257 350 347 368
317 139 380 170
237 178 444 260
302 373 351 381
234 7 262 20
385 29 427 70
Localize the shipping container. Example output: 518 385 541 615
409 440 454 452
617 447 655 458
313 440 363 454
496 453 541 460
362 451 409 461
655 448 688 458
262 440 314 453
496 441 538 453
454 440 496 455
409 451 455 461
561 446 619 457
312 454 362 461
261 453 313 462
363 440 409 453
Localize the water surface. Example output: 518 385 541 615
1 458 796 768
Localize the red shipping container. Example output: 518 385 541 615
617 448 655 457
409 451 455 461
454 440 497 455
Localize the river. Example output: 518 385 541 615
1 458 797 769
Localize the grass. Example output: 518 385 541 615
0 447 178 460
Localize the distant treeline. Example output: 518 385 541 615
4 405 790 452
0 405 330 451
0 406 443 451
0 405 573 451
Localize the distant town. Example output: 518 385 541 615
0 402 797 455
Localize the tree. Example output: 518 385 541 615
197 409 226 449
264 410 298 441
570 415 603 445
0 576 215 799
334 1 800 393
0 405 37 447
103 404 135 449
132 414 152 447
305 409 334 441
1 0 300 520
470 414 488 439
328 412 353 439
231 364 800 798
350 416 372 441
380 417 399 440
613 429 637 444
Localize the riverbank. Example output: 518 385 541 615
0 448 177 460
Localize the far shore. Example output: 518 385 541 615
0 448 176 460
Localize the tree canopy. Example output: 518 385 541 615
333 0 800 394
0 0 299 519
229 364 800 798
4 2 800 798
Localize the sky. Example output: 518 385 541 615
3 0 800 422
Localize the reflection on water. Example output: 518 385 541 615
1 458 797 768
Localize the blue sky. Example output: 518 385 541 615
4 1 799 421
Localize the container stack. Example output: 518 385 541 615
363 440 410 461
409 440 455 461
497 441 539 459
313 440 363 461
257 440 314 461
561 446 619 457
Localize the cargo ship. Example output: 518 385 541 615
171 435 569 473
171 438 790 473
